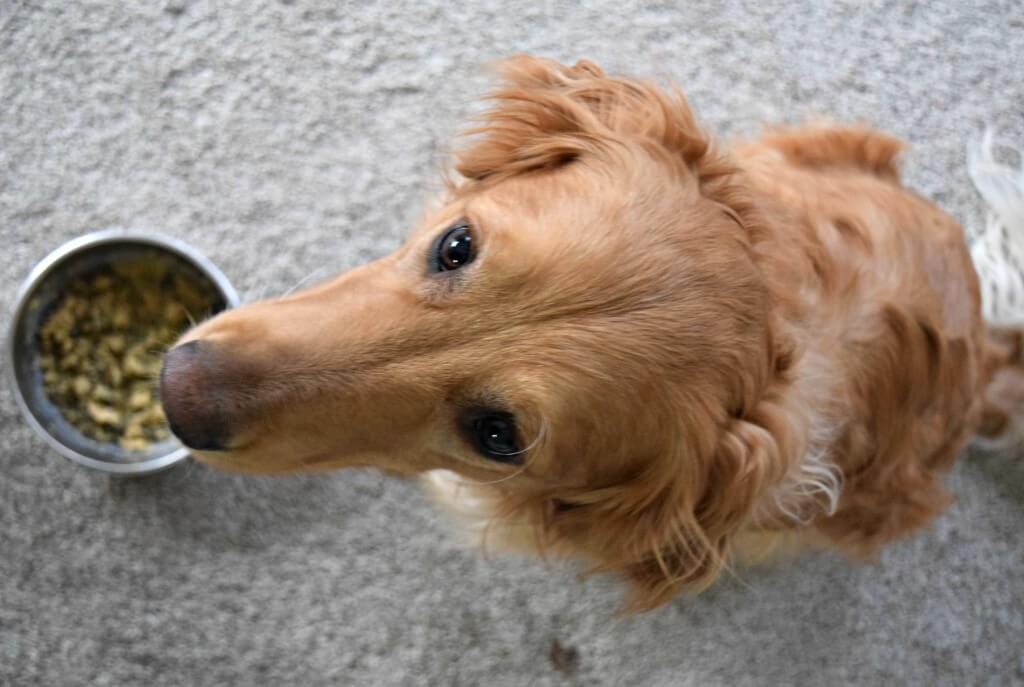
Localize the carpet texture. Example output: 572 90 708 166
2 2 1023 685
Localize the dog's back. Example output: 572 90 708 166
733 125 990 553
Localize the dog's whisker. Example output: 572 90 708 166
281 267 334 298
462 420 548 487
165 455 198 486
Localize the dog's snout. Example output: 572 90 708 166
160 340 231 451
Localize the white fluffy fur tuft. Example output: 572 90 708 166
967 129 1024 327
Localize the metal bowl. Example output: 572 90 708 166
6 230 239 476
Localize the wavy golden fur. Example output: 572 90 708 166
162 56 1015 611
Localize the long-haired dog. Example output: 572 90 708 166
160 56 1023 610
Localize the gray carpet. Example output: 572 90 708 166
2 1 1023 685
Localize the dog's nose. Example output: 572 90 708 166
160 340 231 451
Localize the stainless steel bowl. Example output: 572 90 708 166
6 230 239 476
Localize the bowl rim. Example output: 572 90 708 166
5 229 240 476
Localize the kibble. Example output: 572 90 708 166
37 258 215 452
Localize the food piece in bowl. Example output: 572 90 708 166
36 257 214 453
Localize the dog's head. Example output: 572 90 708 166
161 56 792 609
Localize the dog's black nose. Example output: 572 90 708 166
160 340 230 451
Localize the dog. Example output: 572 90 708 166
159 55 1022 610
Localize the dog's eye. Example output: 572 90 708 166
435 223 474 272
462 410 521 463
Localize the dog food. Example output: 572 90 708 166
37 258 213 451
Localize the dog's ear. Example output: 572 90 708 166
455 55 711 182
551 380 801 611
618 413 791 611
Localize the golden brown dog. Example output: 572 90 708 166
160 56 1017 610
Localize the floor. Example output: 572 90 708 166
2 1 1023 684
